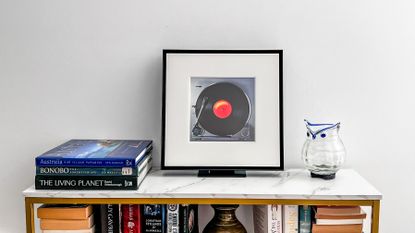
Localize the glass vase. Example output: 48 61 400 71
302 120 346 179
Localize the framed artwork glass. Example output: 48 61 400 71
162 50 283 171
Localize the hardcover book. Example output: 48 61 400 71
283 205 298 233
38 204 93 220
36 153 152 176
299 205 311 233
41 226 95 233
35 162 152 190
253 205 282 233
315 206 366 219
311 224 363 233
315 206 361 215
142 204 165 233
40 214 94 230
100 204 120 233
315 219 364 225
167 204 179 233
36 139 152 167
121 204 141 233
179 205 198 233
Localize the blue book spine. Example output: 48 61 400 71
35 140 152 167
299 205 311 233
143 204 165 233
36 157 136 167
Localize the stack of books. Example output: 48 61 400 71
35 139 152 190
38 204 95 233
47 204 199 233
312 206 366 233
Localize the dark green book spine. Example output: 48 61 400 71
299 205 311 233
36 166 138 176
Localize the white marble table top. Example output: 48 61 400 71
23 169 382 200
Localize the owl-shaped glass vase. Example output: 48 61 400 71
302 120 346 179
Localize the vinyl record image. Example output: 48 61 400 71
190 77 255 141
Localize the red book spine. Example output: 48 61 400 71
122 204 141 233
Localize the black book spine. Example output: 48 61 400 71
179 205 199 233
101 204 120 233
101 205 109 233
93 205 102 233
179 205 188 233
35 175 137 190
188 205 199 233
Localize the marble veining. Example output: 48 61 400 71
23 169 382 200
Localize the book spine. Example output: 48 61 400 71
268 205 283 233
299 205 311 233
179 205 188 233
101 205 109 233
167 204 179 233
253 205 267 233
142 204 165 233
93 205 102 233
283 205 299 233
35 176 137 190
36 166 138 176
36 157 136 167
101 204 120 233
121 204 141 233
187 205 198 233
42 227 95 233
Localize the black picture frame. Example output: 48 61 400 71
161 49 284 171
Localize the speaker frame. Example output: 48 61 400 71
161 49 284 171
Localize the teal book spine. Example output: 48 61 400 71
36 166 138 176
299 205 311 233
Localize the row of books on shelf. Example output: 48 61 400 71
34 139 153 190
38 204 198 233
254 205 366 233
37 204 366 233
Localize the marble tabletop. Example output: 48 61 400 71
23 169 382 200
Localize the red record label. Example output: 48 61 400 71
213 99 232 119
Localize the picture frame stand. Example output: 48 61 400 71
197 169 247 177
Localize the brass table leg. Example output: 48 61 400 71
371 200 381 233
25 197 34 233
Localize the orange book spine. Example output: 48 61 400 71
40 214 94 230
38 205 93 220
316 206 361 215
312 224 363 233
315 213 367 219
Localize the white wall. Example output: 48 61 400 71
1 0 414 232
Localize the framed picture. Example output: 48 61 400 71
162 50 283 170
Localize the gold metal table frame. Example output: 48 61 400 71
25 197 380 233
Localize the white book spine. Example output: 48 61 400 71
167 204 179 233
269 205 283 233
316 218 364 225
137 161 152 186
283 205 299 233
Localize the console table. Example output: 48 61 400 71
23 169 382 233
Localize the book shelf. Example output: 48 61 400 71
23 169 382 233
